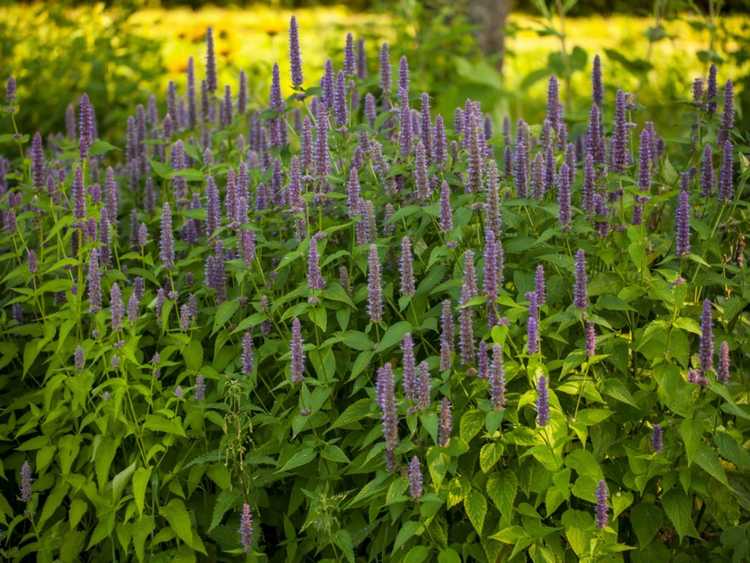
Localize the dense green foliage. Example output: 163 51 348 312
1 8 749 563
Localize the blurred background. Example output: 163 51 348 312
1 0 748 141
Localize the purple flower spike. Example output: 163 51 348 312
315 100 330 180
638 128 651 191
72 166 86 221
242 331 254 375
364 93 376 127
290 317 304 383
573 249 588 309
719 140 734 202
461 250 478 302
379 43 391 98
74 345 85 370
289 16 303 88
19 461 33 503
585 322 596 358
206 175 221 235
483 227 499 300
333 71 347 127
239 503 253 553
535 265 546 306
592 54 603 107
439 180 453 232
527 314 539 354
88 248 102 312
402 332 416 400
357 38 367 78
376 363 398 470
415 361 430 410
612 90 628 173
398 56 409 99
547 75 560 131
195 375 206 400
159 202 174 269
400 236 416 297
79 93 94 160
652 424 663 453
367 244 383 323
408 456 423 499
595 480 609 529
558 163 571 230
699 299 713 375
706 63 718 114
490 344 506 409
307 233 325 292
717 341 730 383
675 190 690 257
414 140 429 199
536 375 549 426
110 282 124 331
6 76 16 104
440 299 454 371
718 80 734 145
205 27 217 93
31 132 44 188
344 33 355 76
438 397 452 447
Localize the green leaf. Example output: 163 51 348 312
630 503 662 547
460 409 484 444
464 490 487 534
160 498 206 553
93 436 118 492
89 139 119 156
334 529 355 563
438 547 462 563
486 470 517 526
144 414 186 437
565 449 603 481
404 546 431 563
183 339 203 371
693 445 729 487
340 331 374 351
330 398 372 430
212 300 240 334
209 489 241 532
679 418 700 466
427 447 449 490
662 489 699 541
561 509 594 557
479 442 504 473
132 467 151 516
321 445 350 464
278 447 316 472
393 521 422 553
112 461 136 502
376 321 412 352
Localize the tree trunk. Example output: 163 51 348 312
467 0 514 75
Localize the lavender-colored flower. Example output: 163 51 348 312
534 265 546 307
399 92 411 157
652 423 663 453
343 33 356 76
547 75 560 131
706 63 718 114
239 503 253 553
433 115 447 167
127 292 140 324
379 43 391 98
467 116 483 194
242 331 254 375
438 397 452 447
6 76 16 104
289 317 305 383
205 27 217 93
717 341 730 383
79 93 94 159
402 332 416 400
558 163 571 230
461 250 478 302
459 306 474 366
490 344 505 409
527 314 539 355
376 362 398 469
206 175 221 235
612 90 628 173
477 340 489 379
307 233 325 292
536 375 549 426
408 456 423 499
346 167 360 217
240 230 256 267
592 54 603 107
439 180 453 232
159 202 174 269
364 93 377 127
573 249 588 309
585 322 596 358
289 16 303 88
638 128 651 191
692 77 705 108
699 299 713 375
687 368 708 386
415 361 430 410
440 299 454 371
179 303 191 331
88 248 102 312
514 140 528 197
356 38 367 78
26 249 37 275
31 132 44 187
718 80 734 145
19 461 33 503
367 244 383 323
414 140 429 199
333 71 347 127
74 345 85 370
72 166 86 221
675 189 690 257
595 480 609 529
400 236 415 297
483 227 499 300
137 222 148 249
195 375 206 400
719 140 734 202
315 100 330 180
110 282 124 331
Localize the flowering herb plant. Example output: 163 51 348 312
0 14 748 563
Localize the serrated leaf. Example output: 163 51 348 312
464 490 487 534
